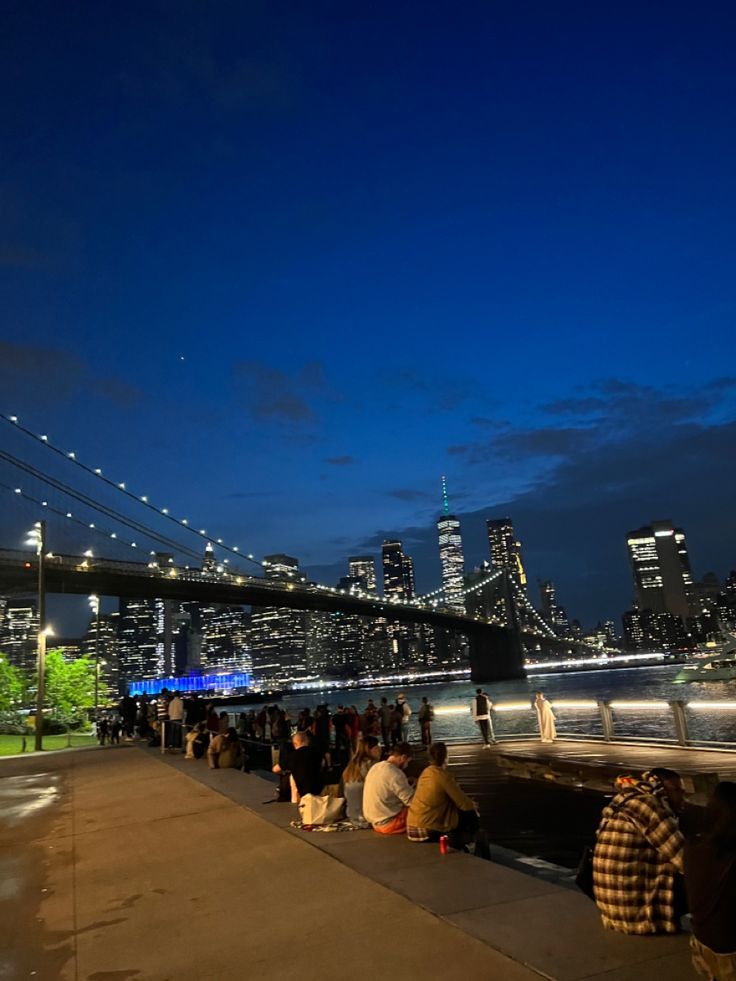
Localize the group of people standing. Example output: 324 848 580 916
470 688 557 745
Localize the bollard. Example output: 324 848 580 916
598 700 614 742
21 736 26 753
670 700 690 747
160 720 166 754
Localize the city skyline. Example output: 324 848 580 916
1 3 735 627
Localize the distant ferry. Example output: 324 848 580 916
675 632 736 683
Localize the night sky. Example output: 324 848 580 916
1 1 735 633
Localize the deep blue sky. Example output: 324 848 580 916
1 1 735 630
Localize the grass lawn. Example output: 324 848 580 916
0 732 97 756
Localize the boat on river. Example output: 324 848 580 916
675 632 736 682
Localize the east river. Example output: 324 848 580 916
231 662 736 747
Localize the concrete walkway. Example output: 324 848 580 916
0 746 694 981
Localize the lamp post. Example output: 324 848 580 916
26 521 47 752
89 595 101 723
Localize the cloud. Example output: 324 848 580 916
233 360 340 430
386 487 433 502
385 366 496 413
325 455 357 466
0 341 142 409
0 245 44 268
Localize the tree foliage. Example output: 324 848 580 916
42 649 96 726
0 654 27 712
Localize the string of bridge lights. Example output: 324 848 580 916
414 566 504 604
0 449 212 564
0 479 213 565
0 412 270 571
510 580 558 638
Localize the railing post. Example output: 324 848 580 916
598 700 614 742
670 700 690 747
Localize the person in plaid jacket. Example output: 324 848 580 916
593 768 687 934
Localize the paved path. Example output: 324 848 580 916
0 745 696 981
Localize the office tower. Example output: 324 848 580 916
348 556 377 592
382 541 407 598
305 611 335 674
622 606 686 651
202 541 217 575
249 554 307 683
117 598 159 683
200 605 251 671
626 520 693 619
381 540 416 664
81 613 120 697
437 476 465 612
538 580 569 635
333 576 369 667
486 518 527 592
0 602 39 671
402 554 416 600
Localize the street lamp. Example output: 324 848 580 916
25 521 47 751
89 594 100 721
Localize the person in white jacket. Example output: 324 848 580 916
470 689 496 747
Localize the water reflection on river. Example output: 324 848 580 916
230 664 736 745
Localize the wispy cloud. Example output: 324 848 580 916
0 340 142 408
325 455 358 466
233 360 341 433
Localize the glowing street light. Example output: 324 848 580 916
26 520 47 752
89 595 101 721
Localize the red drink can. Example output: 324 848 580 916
439 835 449 855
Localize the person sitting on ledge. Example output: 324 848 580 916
272 731 324 803
406 742 479 847
593 767 686 935
342 735 382 828
208 728 243 769
185 721 207 760
362 742 414 835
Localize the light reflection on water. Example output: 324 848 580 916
229 664 736 745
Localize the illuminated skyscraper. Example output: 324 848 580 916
250 554 307 683
381 540 415 664
118 598 159 682
348 556 377 592
437 476 465 612
486 518 527 592
81 613 120 697
382 541 408 598
627 520 693 619
0 602 39 671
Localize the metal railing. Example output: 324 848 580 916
179 698 736 756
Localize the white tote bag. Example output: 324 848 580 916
298 793 345 826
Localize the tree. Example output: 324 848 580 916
42 650 96 726
0 655 27 711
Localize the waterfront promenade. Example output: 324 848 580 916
0 743 696 981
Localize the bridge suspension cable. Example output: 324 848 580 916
509 579 558 638
0 412 266 570
0 449 210 564
0 478 196 561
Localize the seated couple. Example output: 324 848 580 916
361 741 478 844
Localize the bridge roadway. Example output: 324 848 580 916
0 549 526 681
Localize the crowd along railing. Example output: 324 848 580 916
216 698 736 752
